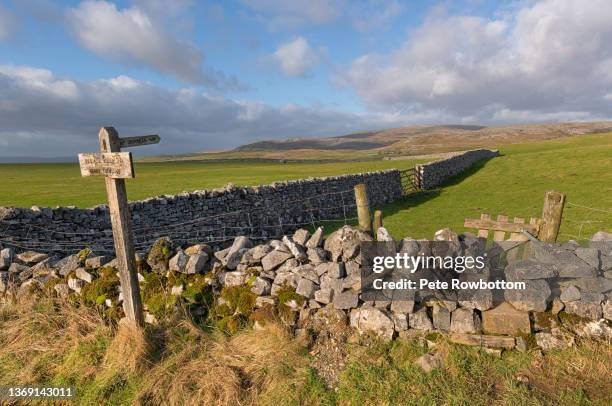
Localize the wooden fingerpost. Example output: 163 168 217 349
354 183 372 233
539 190 566 242
373 210 383 232
78 127 160 328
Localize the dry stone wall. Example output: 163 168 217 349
415 149 499 189
0 170 402 255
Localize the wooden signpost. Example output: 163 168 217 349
78 127 160 328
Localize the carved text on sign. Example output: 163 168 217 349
78 152 134 178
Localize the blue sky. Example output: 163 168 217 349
1 0 611 157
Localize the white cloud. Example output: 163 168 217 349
273 37 323 77
242 0 344 29
0 64 417 157
342 0 612 122
66 1 241 89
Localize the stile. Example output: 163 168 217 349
477 213 490 238
510 217 526 241
493 215 508 241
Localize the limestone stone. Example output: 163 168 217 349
575 248 601 270
54 283 70 298
184 244 213 256
185 253 208 274
251 277 271 296
458 288 494 311
414 353 443 373
504 279 551 312
535 331 574 351
432 304 451 331
222 271 246 287
261 249 293 271
391 312 409 332
305 227 324 248
560 285 581 303
296 278 316 299
85 255 110 269
292 228 311 246
333 290 358 309
409 307 433 331
307 248 327 264
390 300 415 314
505 259 556 281
224 237 253 270
564 292 604 319
327 262 346 279
54 255 81 276
282 236 307 262
75 267 94 283
551 298 565 315
604 300 612 320
16 251 48 265
450 308 481 334
350 307 395 340
376 227 394 243
0 248 14 270
171 285 184 296
398 237 420 257
169 250 189 273
67 277 84 293
295 264 319 283
481 302 530 335
314 288 333 304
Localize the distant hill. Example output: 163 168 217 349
145 121 612 162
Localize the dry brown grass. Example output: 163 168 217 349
0 297 111 386
136 322 309 405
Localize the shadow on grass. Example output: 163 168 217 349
310 156 498 235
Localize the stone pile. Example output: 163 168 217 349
1 226 611 353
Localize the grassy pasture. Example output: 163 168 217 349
1 132 611 241
0 159 422 208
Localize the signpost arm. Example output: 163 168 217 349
98 127 144 327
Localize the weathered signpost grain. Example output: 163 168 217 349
539 190 566 242
78 127 160 328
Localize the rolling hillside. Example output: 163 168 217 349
147 121 612 162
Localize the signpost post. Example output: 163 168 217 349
78 127 160 328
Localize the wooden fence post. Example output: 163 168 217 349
354 184 372 233
539 190 566 242
373 210 383 232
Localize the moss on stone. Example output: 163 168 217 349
77 248 92 263
146 237 173 271
220 285 257 315
81 273 120 307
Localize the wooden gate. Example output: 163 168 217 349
400 168 419 195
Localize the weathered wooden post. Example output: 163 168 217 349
373 210 383 232
354 183 372 233
78 127 160 328
539 190 566 242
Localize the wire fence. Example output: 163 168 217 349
558 201 612 241
0 188 360 254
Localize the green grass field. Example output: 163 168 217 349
1 133 611 241
0 159 423 208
